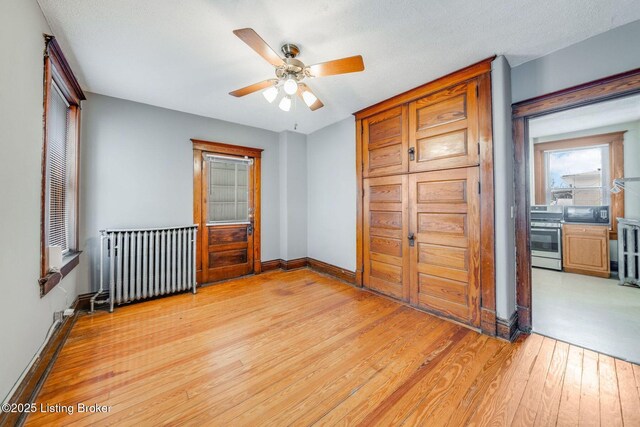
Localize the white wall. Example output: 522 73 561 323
0 0 81 402
79 93 282 293
512 20 640 103
278 131 307 260
306 117 357 271
491 56 517 320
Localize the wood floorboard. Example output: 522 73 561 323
23 269 639 426
598 354 623 427
533 340 569 427
578 349 600 427
557 345 584 427
511 336 556 426
616 358 640 427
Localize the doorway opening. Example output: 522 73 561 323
513 72 640 363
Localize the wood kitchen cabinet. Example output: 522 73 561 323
562 224 610 278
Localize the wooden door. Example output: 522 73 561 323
363 175 410 301
201 154 255 282
409 167 481 326
562 224 610 278
362 105 409 178
408 80 479 172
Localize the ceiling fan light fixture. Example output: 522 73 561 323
283 77 298 95
302 90 317 107
262 86 278 103
279 96 292 112
230 29 365 112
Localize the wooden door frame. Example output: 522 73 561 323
354 57 497 335
512 67 640 332
192 139 263 284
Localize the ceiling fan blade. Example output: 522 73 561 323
229 79 277 97
297 83 324 111
233 28 284 67
307 55 364 77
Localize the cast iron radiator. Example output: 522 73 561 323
618 218 639 286
94 225 198 312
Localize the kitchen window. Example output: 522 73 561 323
544 145 609 206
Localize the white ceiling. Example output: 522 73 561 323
38 0 640 134
530 93 640 139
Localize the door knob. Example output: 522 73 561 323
247 223 254 235
408 147 415 161
408 232 415 247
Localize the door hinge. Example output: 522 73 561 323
475 84 479 98
477 142 481 155
362 187 365 198
478 182 481 194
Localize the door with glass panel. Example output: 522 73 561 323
201 153 255 282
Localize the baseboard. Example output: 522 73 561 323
76 292 95 311
259 258 356 285
306 258 356 284
281 258 308 270
496 311 519 342
0 298 80 426
261 259 281 272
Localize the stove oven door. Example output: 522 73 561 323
531 226 562 259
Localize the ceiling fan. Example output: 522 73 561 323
229 28 365 112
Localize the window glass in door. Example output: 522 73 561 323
207 158 250 224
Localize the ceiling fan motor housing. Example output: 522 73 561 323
281 43 300 58
276 56 306 81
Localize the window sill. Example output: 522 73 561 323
39 251 82 297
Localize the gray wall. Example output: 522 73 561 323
306 117 357 271
512 20 640 103
278 131 308 260
79 93 282 294
0 0 81 402
491 56 517 320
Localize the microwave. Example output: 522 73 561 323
563 205 610 224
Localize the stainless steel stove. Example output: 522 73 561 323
530 205 563 270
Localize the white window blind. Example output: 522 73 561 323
46 81 73 254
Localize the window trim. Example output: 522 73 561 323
39 36 85 297
533 131 625 239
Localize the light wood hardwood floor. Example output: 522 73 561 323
25 269 640 426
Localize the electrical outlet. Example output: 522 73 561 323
53 311 63 323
